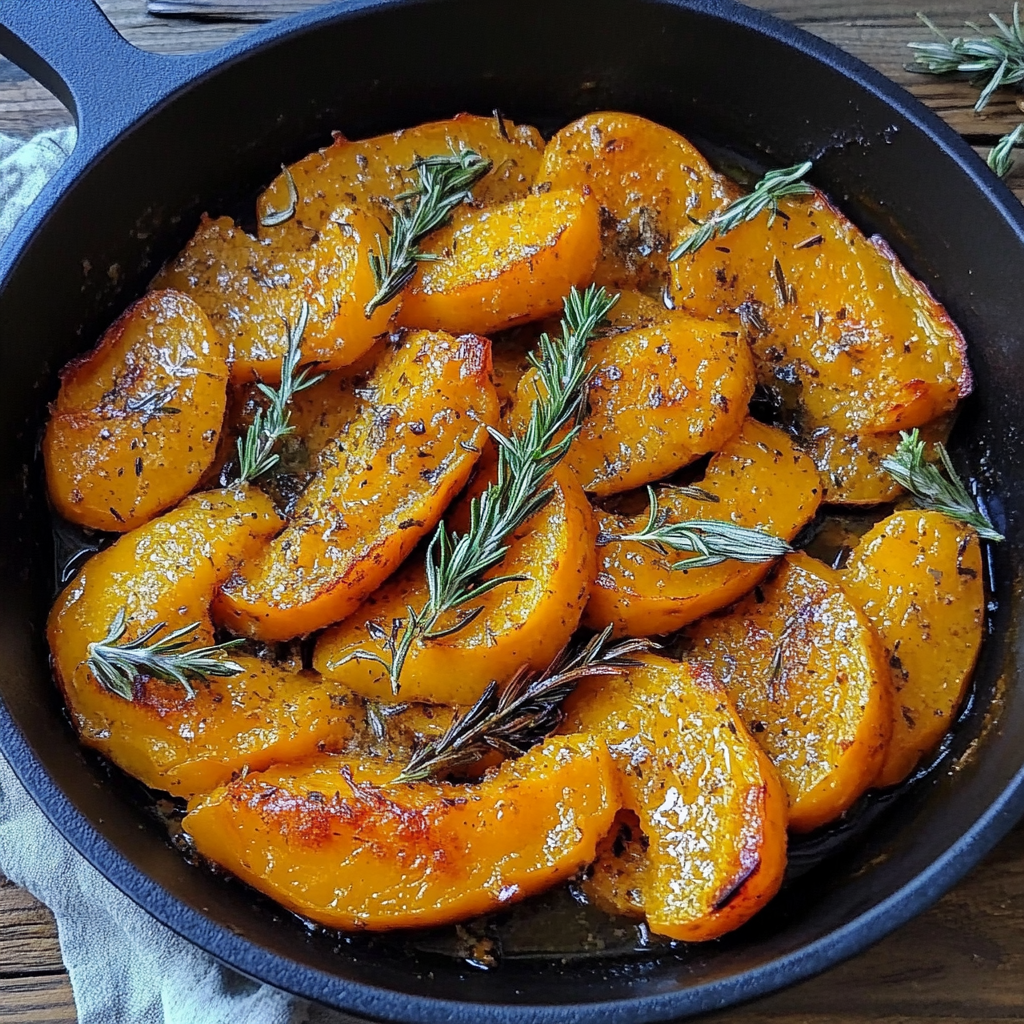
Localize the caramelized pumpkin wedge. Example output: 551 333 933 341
214 330 499 641
184 734 617 931
43 488 348 796
44 290 228 533
670 191 971 434
538 111 733 289
314 463 597 705
510 311 755 495
153 213 396 383
397 187 601 335
257 114 545 249
842 510 984 787
688 553 892 832
586 419 822 637
562 655 787 941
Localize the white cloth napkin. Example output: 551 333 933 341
0 130 355 1024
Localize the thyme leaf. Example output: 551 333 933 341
909 6 1024 111
392 627 653 784
233 300 325 485
668 161 814 260
342 284 619 693
989 123 1024 178
881 429 1003 541
86 608 244 701
597 485 792 569
365 147 492 316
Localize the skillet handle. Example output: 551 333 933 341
0 0 211 167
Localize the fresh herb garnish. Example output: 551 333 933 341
233 300 325 485
597 485 793 569
365 148 492 317
989 123 1024 178
909 6 1024 112
259 165 299 228
87 608 244 701
345 284 618 693
393 627 652 784
881 429 1003 541
668 161 814 260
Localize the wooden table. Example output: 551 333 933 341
1 1 1022 1021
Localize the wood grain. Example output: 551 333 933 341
0 2 1023 1023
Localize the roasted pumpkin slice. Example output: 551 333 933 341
214 330 499 641
314 463 597 705
153 212 396 383
184 734 617 931
562 654 787 941
586 419 822 637
43 488 348 796
397 188 601 335
510 311 754 495
538 111 733 289
44 290 228 533
843 510 984 787
257 113 545 249
670 191 970 434
688 553 892 832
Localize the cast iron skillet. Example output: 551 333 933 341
1 0 1023 1020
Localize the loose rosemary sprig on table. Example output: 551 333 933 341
365 147 492 316
233 300 324 485
87 609 244 701
909 5 1024 112
346 284 619 694
881 429 1003 541
668 161 815 260
393 627 652 784
989 123 1024 178
597 485 793 569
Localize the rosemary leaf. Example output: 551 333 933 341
342 283 618 693
909 6 1024 112
393 627 653 784
668 161 814 260
989 123 1024 178
86 608 244 701
597 485 793 570
364 148 492 316
259 165 298 227
233 300 325 485
881 429 1003 541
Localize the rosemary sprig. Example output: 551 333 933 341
259 164 298 227
233 300 324 485
668 161 814 260
86 608 244 701
989 123 1024 178
881 429 1003 541
909 6 1024 112
346 284 618 693
597 485 793 569
393 627 653 784
365 148 492 316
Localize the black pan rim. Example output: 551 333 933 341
2 0 1024 1020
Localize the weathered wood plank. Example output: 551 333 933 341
0 975 76 1023
0 879 64 978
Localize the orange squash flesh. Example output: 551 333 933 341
538 111 733 289
153 213 396 384
670 191 970 435
397 188 601 336
688 553 893 833
510 311 755 496
843 510 984 787
257 114 545 249
563 655 787 941
184 735 618 931
213 330 499 641
44 290 228 533
585 419 822 637
313 463 597 705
